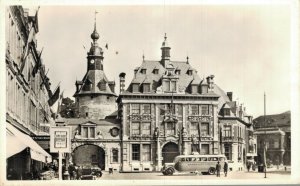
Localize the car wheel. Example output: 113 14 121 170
166 167 174 176
208 167 216 175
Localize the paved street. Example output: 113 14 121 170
99 169 291 180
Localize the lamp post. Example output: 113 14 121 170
263 92 267 178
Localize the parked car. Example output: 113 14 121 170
80 166 97 180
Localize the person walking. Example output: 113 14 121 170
216 161 221 177
223 161 228 177
76 166 82 180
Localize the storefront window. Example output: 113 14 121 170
142 144 151 161
200 123 209 136
132 144 140 161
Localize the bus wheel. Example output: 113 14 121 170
166 167 174 176
208 167 216 175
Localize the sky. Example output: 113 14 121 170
32 4 291 118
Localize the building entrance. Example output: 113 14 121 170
162 142 179 164
73 144 105 170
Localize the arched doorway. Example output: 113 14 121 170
162 142 179 164
73 144 105 170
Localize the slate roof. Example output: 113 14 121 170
253 111 291 129
74 70 117 97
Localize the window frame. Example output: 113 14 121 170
132 144 140 161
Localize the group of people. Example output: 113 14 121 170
62 163 83 180
215 161 228 177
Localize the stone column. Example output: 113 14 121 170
156 138 162 171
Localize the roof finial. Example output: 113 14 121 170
186 56 189 64
94 10 98 31
142 51 145 62
91 11 100 41
164 33 167 41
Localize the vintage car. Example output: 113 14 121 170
80 166 102 180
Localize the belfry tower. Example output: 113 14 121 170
74 13 117 119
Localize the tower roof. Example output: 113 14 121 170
161 33 170 48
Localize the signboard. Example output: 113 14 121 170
50 127 71 153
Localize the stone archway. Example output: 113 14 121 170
162 142 179 164
73 144 105 170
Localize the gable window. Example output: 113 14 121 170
143 83 150 93
175 69 181 75
132 122 140 135
153 69 159 74
132 83 139 93
191 105 199 115
224 108 230 116
191 85 198 94
132 144 140 161
132 104 140 114
81 126 96 138
141 69 146 74
187 70 193 76
142 104 151 114
98 81 106 91
142 122 151 135
164 81 170 92
200 123 209 136
201 105 209 115
171 81 176 92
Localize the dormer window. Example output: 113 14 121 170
187 70 193 76
143 83 151 93
163 80 177 92
83 79 92 91
98 80 106 91
141 69 146 74
175 69 181 75
132 83 139 93
191 85 198 94
153 69 159 74
224 108 231 116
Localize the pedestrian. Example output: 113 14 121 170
247 162 251 172
68 163 76 180
223 161 228 177
216 161 221 177
62 163 66 179
76 166 82 180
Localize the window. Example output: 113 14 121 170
269 139 274 149
191 85 198 94
142 123 151 135
132 83 139 93
175 70 181 75
112 149 118 162
201 105 209 115
200 123 209 136
166 123 175 135
132 104 140 114
274 139 279 148
82 127 88 138
201 85 208 94
187 70 193 75
132 123 140 135
142 144 151 161
171 81 176 92
132 144 140 161
81 126 96 138
166 104 175 114
191 144 199 153
143 84 150 93
224 108 230 116
142 104 151 114
201 144 209 155
99 81 106 91
224 144 232 160
141 69 146 74
153 69 159 74
90 127 95 138
160 104 165 115
164 81 170 92
223 126 232 137
191 105 199 115
177 104 183 115
190 122 198 136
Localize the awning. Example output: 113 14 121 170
6 123 52 163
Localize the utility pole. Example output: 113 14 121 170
264 92 267 178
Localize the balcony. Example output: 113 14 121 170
222 136 234 142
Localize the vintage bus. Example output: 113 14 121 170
161 154 227 175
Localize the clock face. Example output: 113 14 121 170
90 59 95 64
110 127 119 137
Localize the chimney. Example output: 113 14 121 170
119 72 126 94
206 75 215 91
227 92 233 101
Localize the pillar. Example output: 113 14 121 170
156 139 162 171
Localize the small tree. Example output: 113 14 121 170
60 97 76 118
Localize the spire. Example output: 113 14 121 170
161 33 171 65
91 11 99 42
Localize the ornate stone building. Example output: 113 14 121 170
118 34 228 172
5 6 53 180
253 111 290 166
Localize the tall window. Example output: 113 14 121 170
90 127 95 138
142 123 151 135
132 144 140 161
164 81 170 92
200 123 209 136
166 123 175 135
224 144 232 160
190 122 198 136
201 144 209 155
191 85 198 94
81 126 96 138
191 105 199 115
142 144 151 161
224 108 230 116
223 126 232 137
166 104 175 114
160 104 165 115
131 123 140 135
201 105 209 115
82 127 88 138
112 149 118 162
132 84 139 92
171 81 176 92
142 104 151 114
132 104 140 114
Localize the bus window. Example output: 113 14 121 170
196 158 201 161
201 157 207 161
219 157 225 161
180 158 186 162
191 158 196 161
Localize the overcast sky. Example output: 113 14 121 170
33 4 291 118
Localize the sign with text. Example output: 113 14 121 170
50 127 71 153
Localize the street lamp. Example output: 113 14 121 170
263 92 267 178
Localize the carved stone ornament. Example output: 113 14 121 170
188 116 211 122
